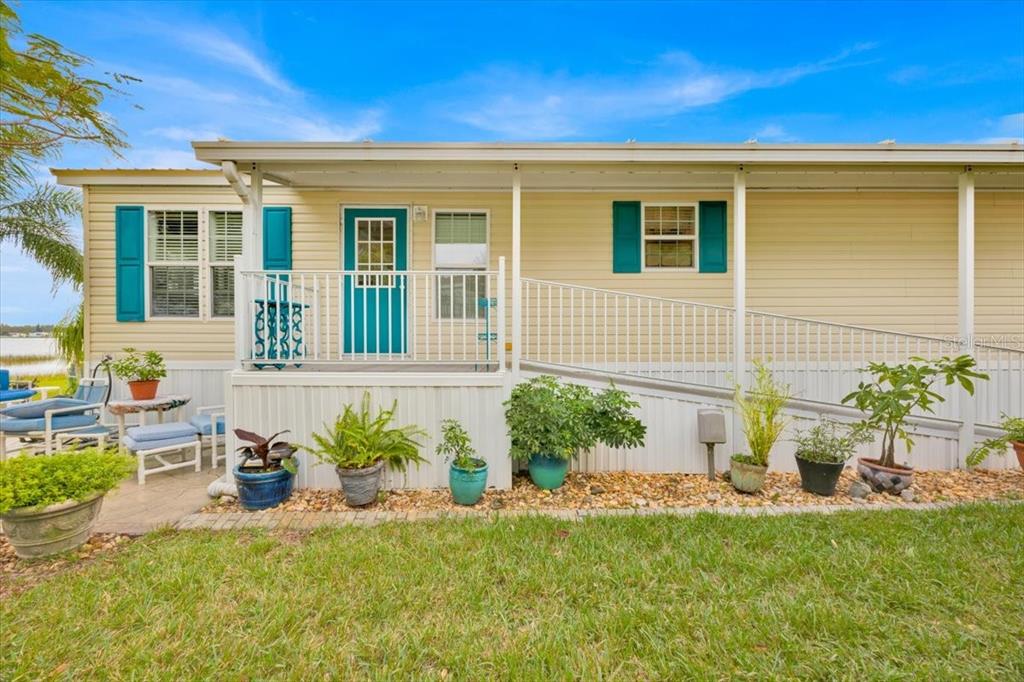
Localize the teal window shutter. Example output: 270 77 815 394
115 205 145 321
698 201 727 273
612 201 641 273
263 206 292 270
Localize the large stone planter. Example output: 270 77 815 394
336 461 385 507
0 493 104 559
857 457 913 494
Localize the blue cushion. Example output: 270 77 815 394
123 433 198 452
126 422 199 443
189 414 225 435
0 413 98 433
0 389 37 403
0 397 93 419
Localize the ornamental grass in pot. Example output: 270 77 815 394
967 414 1024 470
0 448 133 558
792 419 873 496
731 362 790 494
504 375 646 490
109 347 166 400
305 393 427 507
842 355 986 494
234 429 299 511
437 418 487 506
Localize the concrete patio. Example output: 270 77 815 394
96 466 220 535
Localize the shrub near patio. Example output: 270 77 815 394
436 419 488 506
730 362 790 494
504 375 646 490
0 448 133 558
792 419 873 496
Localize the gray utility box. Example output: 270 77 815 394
697 409 726 480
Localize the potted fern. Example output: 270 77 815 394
109 347 166 400
304 393 427 506
730 362 790 494
234 429 299 510
437 418 487 505
504 375 645 490
967 414 1024 469
842 355 986 494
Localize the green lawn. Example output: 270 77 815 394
3 505 1023 680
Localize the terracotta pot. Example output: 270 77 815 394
0 493 104 558
857 457 913 495
1013 441 1024 470
128 380 159 400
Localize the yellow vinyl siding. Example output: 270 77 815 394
83 184 1023 362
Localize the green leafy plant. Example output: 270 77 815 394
436 419 482 471
109 347 166 383
305 393 427 471
504 375 645 462
842 355 987 469
734 361 791 468
793 419 873 464
967 414 1024 467
0 448 133 514
235 429 298 474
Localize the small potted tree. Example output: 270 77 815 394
967 414 1024 469
0 448 134 558
842 355 986 494
792 419 873 496
504 375 645 490
437 418 487 505
109 347 167 400
234 429 299 510
304 393 427 507
730 362 790 494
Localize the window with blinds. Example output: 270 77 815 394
434 211 488 319
643 204 698 270
210 211 242 317
148 210 200 317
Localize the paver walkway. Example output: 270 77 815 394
98 467 221 534
176 499 1006 531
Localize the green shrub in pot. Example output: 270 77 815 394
967 414 1024 469
504 375 645 490
109 347 166 400
304 393 427 506
730 362 790 494
436 419 487 505
792 419 873 496
0 448 134 558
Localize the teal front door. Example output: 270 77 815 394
343 208 408 354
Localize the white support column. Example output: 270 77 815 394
957 169 976 466
250 165 264 269
733 168 747 451
511 165 522 377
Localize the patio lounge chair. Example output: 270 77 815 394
0 369 37 404
0 378 109 459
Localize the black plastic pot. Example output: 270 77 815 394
795 456 845 496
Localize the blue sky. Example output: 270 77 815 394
2 0 1022 324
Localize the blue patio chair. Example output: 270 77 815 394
0 378 109 459
0 369 37 404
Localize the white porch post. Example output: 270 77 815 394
511 164 522 377
957 169 976 467
733 168 747 450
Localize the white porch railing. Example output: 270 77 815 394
522 279 1023 424
237 259 504 370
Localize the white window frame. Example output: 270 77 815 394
431 208 490 322
143 205 242 321
640 201 699 273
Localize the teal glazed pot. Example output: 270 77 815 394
527 454 569 490
449 459 489 505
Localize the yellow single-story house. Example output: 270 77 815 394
53 142 1024 489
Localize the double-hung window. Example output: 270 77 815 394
146 208 242 319
209 211 243 317
643 203 697 270
433 211 488 320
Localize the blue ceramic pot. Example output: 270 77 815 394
527 454 569 490
449 459 488 505
234 465 295 511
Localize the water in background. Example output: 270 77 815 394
0 337 65 376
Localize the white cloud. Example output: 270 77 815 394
754 123 796 142
445 44 878 138
970 113 1024 144
147 126 225 142
121 147 210 169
